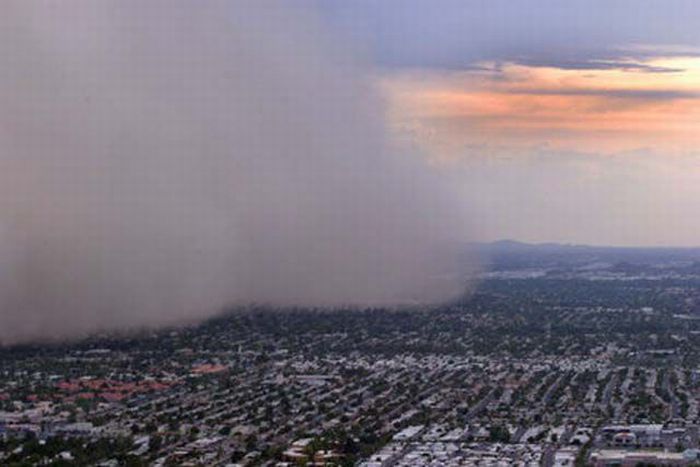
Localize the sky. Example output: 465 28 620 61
320 0 700 246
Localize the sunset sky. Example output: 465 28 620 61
382 54 700 157
322 0 700 246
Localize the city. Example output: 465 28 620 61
4 243 700 465
2 1 700 466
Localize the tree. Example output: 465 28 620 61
488 425 510 443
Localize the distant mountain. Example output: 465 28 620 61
469 240 700 271
485 239 590 250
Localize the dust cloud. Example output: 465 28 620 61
0 1 468 344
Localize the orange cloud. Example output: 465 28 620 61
382 56 700 158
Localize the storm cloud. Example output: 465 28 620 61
0 1 467 344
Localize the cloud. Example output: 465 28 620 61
511 58 685 74
321 1 700 73
0 1 468 345
381 56 700 156
506 88 700 100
